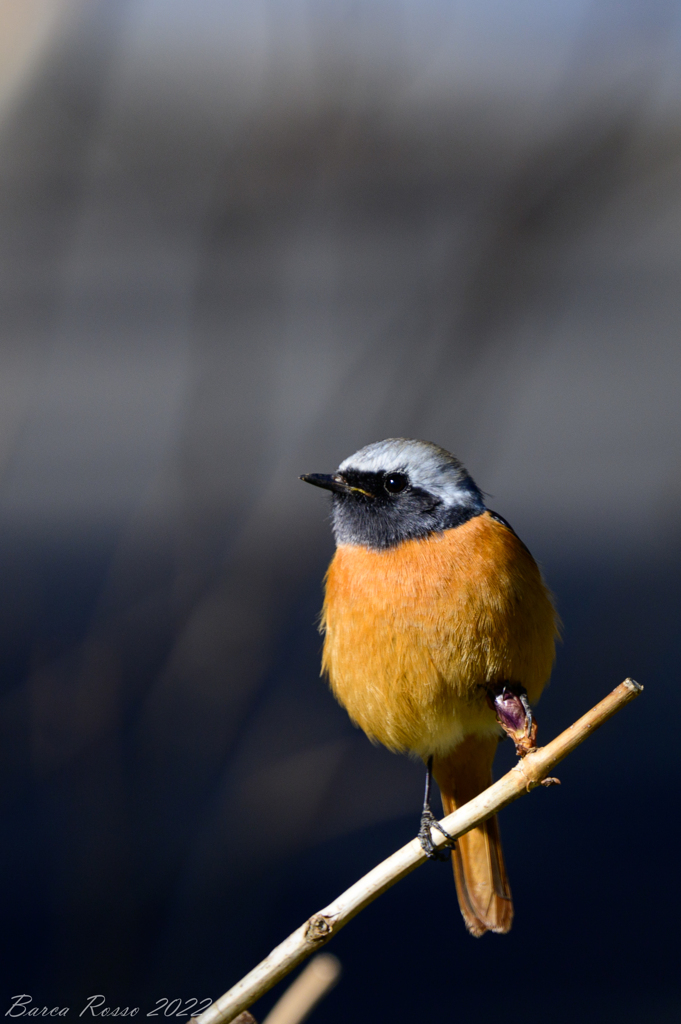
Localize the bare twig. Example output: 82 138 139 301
261 955 341 1024
197 678 642 1024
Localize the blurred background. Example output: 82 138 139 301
1 0 680 1020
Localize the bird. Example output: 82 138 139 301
301 438 559 937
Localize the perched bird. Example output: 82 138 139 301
302 438 558 936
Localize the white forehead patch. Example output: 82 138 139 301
338 438 484 510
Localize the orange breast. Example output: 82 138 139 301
321 512 558 757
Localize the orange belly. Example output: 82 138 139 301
321 511 558 757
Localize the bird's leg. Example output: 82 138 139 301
487 682 538 758
418 755 456 860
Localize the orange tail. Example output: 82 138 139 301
432 735 513 937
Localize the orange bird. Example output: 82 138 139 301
302 438 558 936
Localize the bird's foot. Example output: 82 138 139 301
488 683 538 758
418 809 456 861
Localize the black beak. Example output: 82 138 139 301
300 473 351 495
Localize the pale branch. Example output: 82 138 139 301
260 954 341 1024
197 678 642 1024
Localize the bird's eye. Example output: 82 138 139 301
384 473 408 494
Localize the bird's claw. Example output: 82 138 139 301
418 809 456 860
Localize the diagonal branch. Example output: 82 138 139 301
198 678 642 1024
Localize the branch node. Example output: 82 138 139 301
305 914 336 942
513 750 542 791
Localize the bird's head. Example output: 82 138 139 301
301 438 485 550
